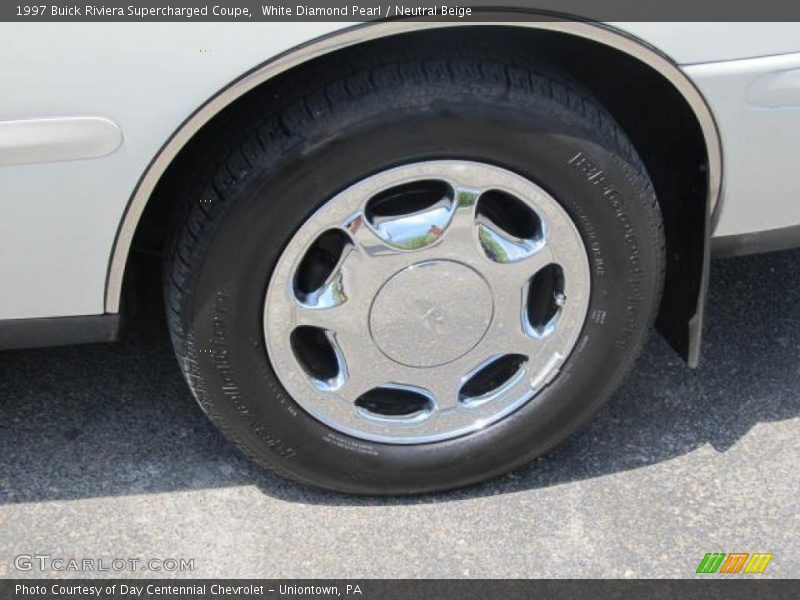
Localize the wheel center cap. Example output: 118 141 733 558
369 260 493 368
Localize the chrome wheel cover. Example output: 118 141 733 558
264 161 591 444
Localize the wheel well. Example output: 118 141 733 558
124 26 710 363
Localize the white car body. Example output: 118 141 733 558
1 21 799 342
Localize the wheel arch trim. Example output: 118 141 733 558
104 18 723 313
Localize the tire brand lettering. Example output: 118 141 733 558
568 152 645 350
209 290 295 459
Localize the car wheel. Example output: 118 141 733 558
165 47 664 494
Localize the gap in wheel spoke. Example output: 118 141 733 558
290 326 341 384
526 263 565 337
364 180 454 250
476 189 545 263
476 189 543 240
355 386 433 419
293 229 351 303
459 354 528 405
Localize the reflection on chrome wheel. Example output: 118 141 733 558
264 161 591 443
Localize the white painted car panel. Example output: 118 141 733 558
613 22 800 63
686 53 800 237
0 22 799 319
0 23 341 319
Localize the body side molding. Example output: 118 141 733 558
0 314 120 351
712 223 800 258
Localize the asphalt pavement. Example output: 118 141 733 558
1 249 798 578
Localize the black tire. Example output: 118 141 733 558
164 44 664 495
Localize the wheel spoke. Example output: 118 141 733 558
409 184 482 263
478 322 535 361
483 243 556 337
333 340 393 403
342 211 395 259
293 297 348 332
445 185 481 249
419 363 466 412
292 246 368 330
477 220 544 264
510 242 556 287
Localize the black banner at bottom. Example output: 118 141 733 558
0 579 796 600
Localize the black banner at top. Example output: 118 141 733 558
4 0 800 21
